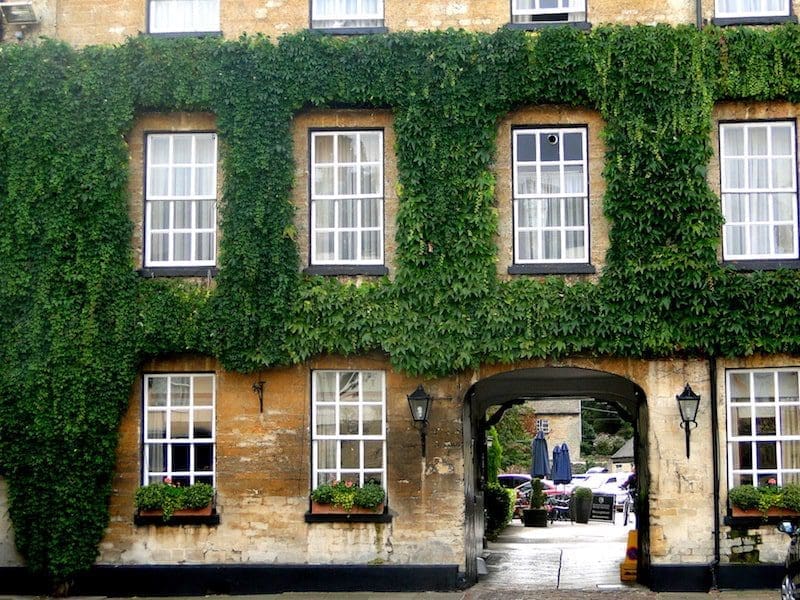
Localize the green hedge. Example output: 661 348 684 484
2 23 800 585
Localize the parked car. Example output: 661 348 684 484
498 473 531 490
512 478 567 518
579 472 631 510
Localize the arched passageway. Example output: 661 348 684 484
462 366 649 588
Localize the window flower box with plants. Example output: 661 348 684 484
728 481 800 520
309 480 386 514
134 479 217 524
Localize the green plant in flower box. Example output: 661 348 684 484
134 480 215 521
310 480 386 510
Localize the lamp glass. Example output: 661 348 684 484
677 384 701 423
407 385 431 423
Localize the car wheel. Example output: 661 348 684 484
782 574 799 600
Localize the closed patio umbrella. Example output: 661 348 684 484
530 430 550 479
552 442 573 485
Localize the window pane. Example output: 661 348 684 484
732 405 752 436
338 166 357 195
563 132 583 161
315 135 334 163
540 165 560 194
149 167 169 196
147 411 166 439
194 409 212 438
362 231 380 260
195 134 215 163
364 440 383 469
360 134 380 162
315 232 334 261
339 232 357 260
565 197 584 226
147 443 167 474
781 406 800 436
516 134 536 162
316 405 336 436
362 198 380 227
341 440 360 469
754 372 774 402
565 231 584 259
148 377 168 407
516 166 537 195
150 136 170 163
757 441 777 469
339 405 359 435
779 371 799 402
361 165 380 194
755 406 776 435
171 410 190 438
175 200 192 228
150 233 169 262
543 197 561 226
194 444 213 472
782 440 800 470
732 441 752 470
539 133 559 161
723 127 744 156
543 231 561 259
173 136 192 162
339 198 357 228
338 134 358 163
314 166 334 195
195 166 214 196
316 371 337 402
317 440 337 469
172 444 190 471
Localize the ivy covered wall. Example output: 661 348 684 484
1 23 800 584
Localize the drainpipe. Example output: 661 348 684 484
696 0 703 28
709 354 721 589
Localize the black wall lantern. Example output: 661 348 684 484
252 380 266 413
677 383 701 459
408 385 432 457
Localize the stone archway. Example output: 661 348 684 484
463 366 649 587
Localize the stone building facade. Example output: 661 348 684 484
1 0 800 595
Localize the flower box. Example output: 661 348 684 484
310 501 384 515
138 505 214 518
730 506 800 519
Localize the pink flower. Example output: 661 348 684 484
768 478 777 485
163 476 173 485
345 481 354 488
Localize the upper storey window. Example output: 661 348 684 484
145 132 217 267
149 0 220 34
715 0 790 19
719 121 798 262
511 0 586 25
311 0 385 30
311 130 384 266
512 127 589 265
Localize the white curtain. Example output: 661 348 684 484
150 0 219 33
312 0 383 27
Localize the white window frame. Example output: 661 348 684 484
512 126 589 264
720 121 799 261
148 0 220 34
142 373 216 486
511 0 586 23
715 0 790 19
311 0 384 29
145 132 217 267
310 130 384 265
311 370 386 489
536 418 550 434
726 368 800 488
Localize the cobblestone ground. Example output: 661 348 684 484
461 514 777 600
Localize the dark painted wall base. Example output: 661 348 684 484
0 564 460 596
649 563 783 592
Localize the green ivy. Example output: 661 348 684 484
2 23 800 586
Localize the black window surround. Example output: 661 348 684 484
508 263 596 276
304 265 389 277
723 259 800 272
712 15 797 26
134 511 220 526
310 26 389 35
139 267 218 278
506 21 591 31
304 509 393 523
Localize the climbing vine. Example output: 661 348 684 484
1 22 800 586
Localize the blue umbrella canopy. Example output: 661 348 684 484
552 442 573 484
551 444 563 481
530 430 550 479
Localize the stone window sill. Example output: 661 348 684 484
134 510 220 526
